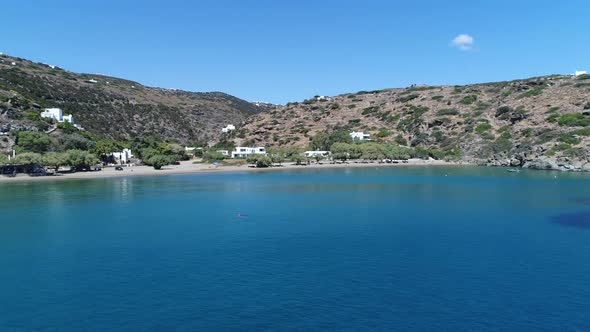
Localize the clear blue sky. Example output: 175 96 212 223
3 0 589 104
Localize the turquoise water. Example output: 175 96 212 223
1 166 589 331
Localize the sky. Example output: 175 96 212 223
2 0 589 104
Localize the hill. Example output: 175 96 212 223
237 75 590 169
0 54 265 148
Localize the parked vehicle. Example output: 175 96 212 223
115 166 124 171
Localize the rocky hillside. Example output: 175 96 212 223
0 54 265 146
239 75 590 169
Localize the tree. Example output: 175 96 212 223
291 154 306 165
16 131 52 153
310 128 352 151
313 154 324 163
270 154 284 165
360 143 385 160
93 139 124 158
14 152 42 165
59 133 96 151
202 151 228 162
66 150 98 170
246 154 266 165
0 154 8 165
145 155 171 170
42 152 68 171
330 143 361 161
255 156 272 168
330 142 351 161
384 145 412 160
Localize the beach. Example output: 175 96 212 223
0 159 460 183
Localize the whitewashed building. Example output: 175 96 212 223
40 108 75 124
110 149 133 164
575 70 588 77
222 124 236 133
217 150 229 156
184 146 203 156
231 147 266 159
304 151 331 158
350 131 371 141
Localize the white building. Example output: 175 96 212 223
350 131 371 141
110 149 133 164
217 150 229 156
231 147 266 158
304 151 331 158
222 124 236 133
575 70 588 77
40 108 75 124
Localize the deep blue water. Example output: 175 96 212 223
1 166 589 331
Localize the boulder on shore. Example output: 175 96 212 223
522 157 559 170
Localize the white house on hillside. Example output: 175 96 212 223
304 151 331 158
350 131 371 141
110 149 133 164
41 108 75 124
575 70 587 77
231 147 266 158
222 124 236 133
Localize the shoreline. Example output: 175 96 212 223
0 159 465 183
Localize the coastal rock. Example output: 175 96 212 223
510 158 521 166
582 163 590 172
522 157 559 170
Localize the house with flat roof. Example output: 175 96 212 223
40 108 75 124
350 131 371 141
231 147 266 158
222 124 236 133
304 151 331 158
110 149 133 164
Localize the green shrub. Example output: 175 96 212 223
558 113 590 127
570 128 590 136
16 131 52 153
202 151 228 162
475 124 492 133
397 94 419 103
522 128 534 137
459 95 477 105
436 108 459 116
559 133 581 145
495 106 512 117
547 113 560 123
394 134 407 146
374 128 391 138
554 143 572 151
517 87 545 99
480 132 495 140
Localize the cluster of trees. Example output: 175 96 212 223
0 150 98 171
307 126 460 162
6 131 194 171
132 139 188 170
245 153 286 168
309 127 352 151
330 142 414 161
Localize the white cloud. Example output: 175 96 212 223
451 34 475 51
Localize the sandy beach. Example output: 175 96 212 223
0 159 462 183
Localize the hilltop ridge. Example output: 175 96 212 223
235 74 590 169
0 53 266 147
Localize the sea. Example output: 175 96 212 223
0 166 589 331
